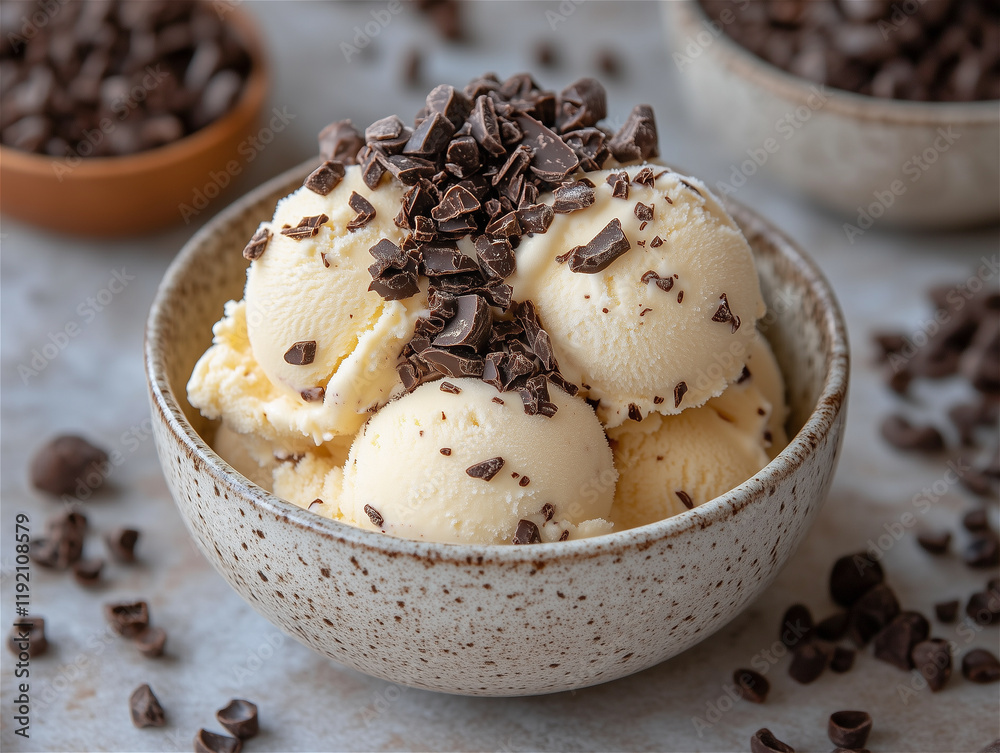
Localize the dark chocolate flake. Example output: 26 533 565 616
607 171 630 200
634 201 654 222
517 203 554 234
567 218 630 274
284 341 317 366
434 294 491 349
552 180 596 214
364 504 384 528
346 192 376 231
303 160 346 196
242 227 272 261
512 519 541 545
608 104 659 162
404 111 456 157
432 184 480 221
674 381 688 408
440 381 462 394
280 214 328 240
633 167 655 187
475 236 516 279
641 269 674 293
676 490 694 510
541 503 554 522
467 457 505 481
516 113 579 182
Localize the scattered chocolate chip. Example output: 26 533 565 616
789 640 832 684
815 611 849 641
911 638 952 691
608 104 659 162
8 616 47 658
916 529 951 555
641 270 674 293
711 292 741 333
649 236 663 248
935 599 960 623
830 553 884 607
566 218 630 274
72 557 104 586
634 201 653 222
830 646 855 673
439 381 462 394
541 503 555 522
466 457 505 481
880 414 945 452
963 508 990 532
241 227 272 261
303 160 346 196
512 519 541 545
673 381 688 408
346 192 376 231
675 490 694 510
130 684 166 729
964 532 1000 568
848 584 900 646
962 648 1000 683
364 505 384 528
300 387 325 403
733 669 769 703
132 626 167 658
653 396 665 405
283 341 317 366
105 527 140 563
873 611 929 670
552 180 595 214
750 728 795 753
966 589 1000 626
780 603 814 648
30 435 108 497
105 601 150 638
827 711 872 750
607 171 630 200
518 476 531 487
280 214 328 240
194 729 242 753
217 698 259 740
319 120 364 163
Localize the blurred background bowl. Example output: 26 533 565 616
0 5 268 238
664 0 999 230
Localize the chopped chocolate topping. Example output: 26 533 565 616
304 160 346 196
519 476 531 487
827 711 872 750
567 218 630 274
558 530 569 542
300 387 325 403
440 447 452 456
712 292 741 333
552 180 595 214
364 504 384 528
633 167 655 187
512 519 541 545
368 239 419 301
628 403 642 422
634 201 653 222
105 601 150 638
674 381 688 408
649 235 663 248
492 396 504 405
541 503 555 522
608 104 659 162
641 270 673 293
318 120 364 164
194 729 241 753
105 527 140 562
475 236 516 279
434 294 491 349
750 728 794 753
280 214 328 240
439 381 462 394
675 490 694 510
283 341 317 366
216 699 259 740
405 111 456 157
466 457 505 481
516 203 554 234
242 227 271 261
133 626 167 658
653 396 665 405
911 639 951 691
130 684 166 729
517 114 579 181
346 192 376 231
734 669 769 703
607 171 630 200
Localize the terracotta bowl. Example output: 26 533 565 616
145 160 849 697
664 0 1000 230
0 7 268 238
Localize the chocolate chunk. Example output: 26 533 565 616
434 295 491 349
540 503 555 522
880 414 945 452
935 599 959 623
466 457 505 481
519 374 557 417
872 611 929 670
633 167 656 187
439 382 462 395
283 341 317 366
368 239 419 301
750 728 794 753
516 203 554 234
627 403 642 421
962 648 1000 683
304 160 346 196
675 490 694 510
422 242 478 276
421 347 485 378
512 519 541 545
711 292 741 333
445 135 480 177
848 584 900 646
404 111 456 157
73 558 104 586
366 115 405 143
440 448 452 456
830 552 884 607
966 589 1000 626
346 192 376 231
105 527 140 562
516 113 579 181
608 104 659 162
552 180 595 214
32 511 86 569
300 387 325 403
132 625 167 658
733 669 769 703
468 95 505 156
911 639 952 691
8 616 47 658
364 504 384 528
280 214 328 240
475 236 516 279
830 646 855 673
485 211 521 238
815 611 849 641
318 120 363 164
674 381 688 408
432 184 480 221
964 532 1000 568
359 145 386 189
641 270 674 293
130 684 166 729
31 435 108 497
607 171 630 200
827 711 872 750
217 698 259 740
241 227 272 261
963 508 990 532
426 84 472 127
105 601 150 638
566 218 630 274
634 201 653 222
382 154 437 185
789 640 832 684
780 603 814 648
557 78 607 131
564 128 609 171
916 529 951 554
194 729 242 753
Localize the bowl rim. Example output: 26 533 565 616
671 0 999 126
0 4 269 178
145 158 850 564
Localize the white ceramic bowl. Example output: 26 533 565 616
145 160 849 696
664 0 1000 230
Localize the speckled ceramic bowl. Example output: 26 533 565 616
663 0 1000 229
145 159 849 697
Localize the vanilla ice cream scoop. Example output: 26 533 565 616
512 165 765 428
340 378 617 545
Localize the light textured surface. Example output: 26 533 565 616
1 1 997 751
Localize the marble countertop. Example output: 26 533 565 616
1 2 997 751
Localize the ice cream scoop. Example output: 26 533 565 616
339 378 616 544
512 165 765 428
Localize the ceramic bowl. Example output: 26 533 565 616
0 6 268 238
145 159 849 697
664 0 1000 230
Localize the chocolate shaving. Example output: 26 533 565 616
512 519 541 545
283 341 316 366
608 104 659 162
346 192 376 231
633 167 655 187
552 180 595 214
676 490 694 510
567 218 630 274
466 457 505 481
641 270 674 293
674 381 688 408
304 160 346 196
364 504 384 528
712 292 741 332
242 227 271 261
280 214 328 240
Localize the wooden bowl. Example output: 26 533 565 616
0 7 269 238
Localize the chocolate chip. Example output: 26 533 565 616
194 729 242 753
217 698 259 740
628 403 642 422
433 184 481 221
434 294 491 349
368 239 419 301
634 167 656 187
552 180 595 214
466 457 505 481
468 94 505 156
130 684 166 728
105 527 140 562
675 490 694 510
608 104 659 162
789 640 832 684
607 171 630 200
516 114 579 181
8 616 47 658
827 711 872 750
711 292 741 333
780 603 814 648
733 669 769 703
557 77 607 131
30 435 108 497
964 532 1000 568
566 218 630 274
963 508 990 532
32 511 86 569
674 381 688 408
283 341 317 366
241 227 272 261
300 387 325 403
426 84 472 128
916 529 951 554
966 589 1000 626
364 504 384 528
73 558 104 586
634 201 653 222
830 646 855 673
133 626 167 658
911 639 952 691
421 347 485 378
405 111 456 157
366 115 405 143
830 553 884 607
303 160 346 196
280 214 328 240
750 728 795 753
519 374 557 417
880 414 945 452
421 242 479 276
962 648 1000 683
318 120 363 163
346 192 376 231
105 601 150 638
359 145 386 189
512 519 540 545
540 503 555 522
815 611 849 641
873 611 930 670
475 236 516 279
439 381 462 395
517 203 554 234
485 211 521 239
440 448 452 456
848 584 900 646
935 599 959 623
641 270 674 293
